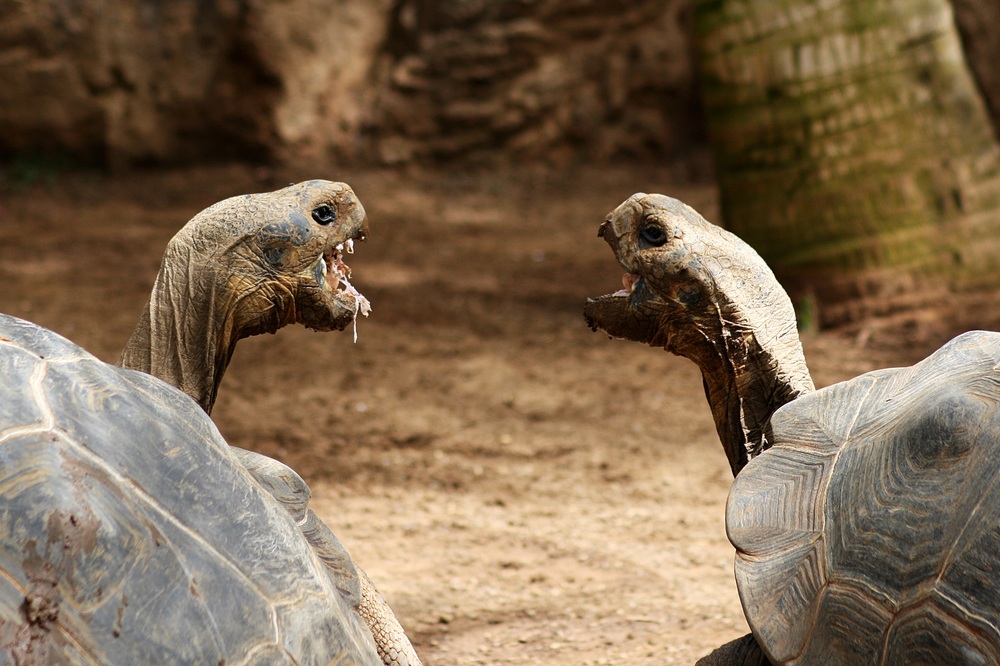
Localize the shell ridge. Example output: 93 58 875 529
836 373 880 446
223 634 295 666
803 577 896 663
934 458 1000 587
814 333 1000 662
883 589 1000 664
930 586 1000 645
746 371 911 662
0 359 56 471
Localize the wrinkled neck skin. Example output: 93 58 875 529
588 284 813 475
664 296 813 476
118 245 288 415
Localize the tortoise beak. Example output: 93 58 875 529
583 293 660 344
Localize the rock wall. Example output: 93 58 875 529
0 0 392 167
0 0 995 167
367 0 702 164
0 0 251 167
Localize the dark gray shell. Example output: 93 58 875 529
0 314 379 665
728 331 1000 665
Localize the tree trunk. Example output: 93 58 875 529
693 0 1000 326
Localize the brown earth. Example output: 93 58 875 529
0 163 994 665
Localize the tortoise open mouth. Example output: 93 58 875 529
323 239 371 313
320 238 371 342
614 272 642 297
592 271 643 304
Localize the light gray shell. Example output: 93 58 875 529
0 314 379 665
729 331 1000 665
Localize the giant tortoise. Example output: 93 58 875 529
584 193 1000 665
0 181 420 665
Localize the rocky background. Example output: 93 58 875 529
0 0 997 169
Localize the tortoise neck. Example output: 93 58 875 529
118 254 240 415
672 302 814 476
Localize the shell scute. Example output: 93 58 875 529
883 596 999 666
728 445 834 554
791 579 894 664
734 534 825 662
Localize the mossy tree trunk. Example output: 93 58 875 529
693 0 1000 326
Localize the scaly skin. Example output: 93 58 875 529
359 570 423 666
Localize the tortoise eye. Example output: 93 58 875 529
639 225 667 247
312 205 336 225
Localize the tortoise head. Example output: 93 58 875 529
585 193 813 474
584 192 738 350
175 179 371 336
120 180 372 414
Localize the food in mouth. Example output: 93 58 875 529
323 238 371 342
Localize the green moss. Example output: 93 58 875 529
0 153 76 189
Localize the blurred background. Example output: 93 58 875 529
3 0 999 326
2 2 999 664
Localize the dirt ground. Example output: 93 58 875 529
0 163 994 665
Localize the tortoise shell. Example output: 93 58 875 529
0 314 379 664
728 331 1000 664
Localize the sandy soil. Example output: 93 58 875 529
0 163 989 664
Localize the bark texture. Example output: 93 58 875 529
952 0 1000 135
694 0 1000 325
